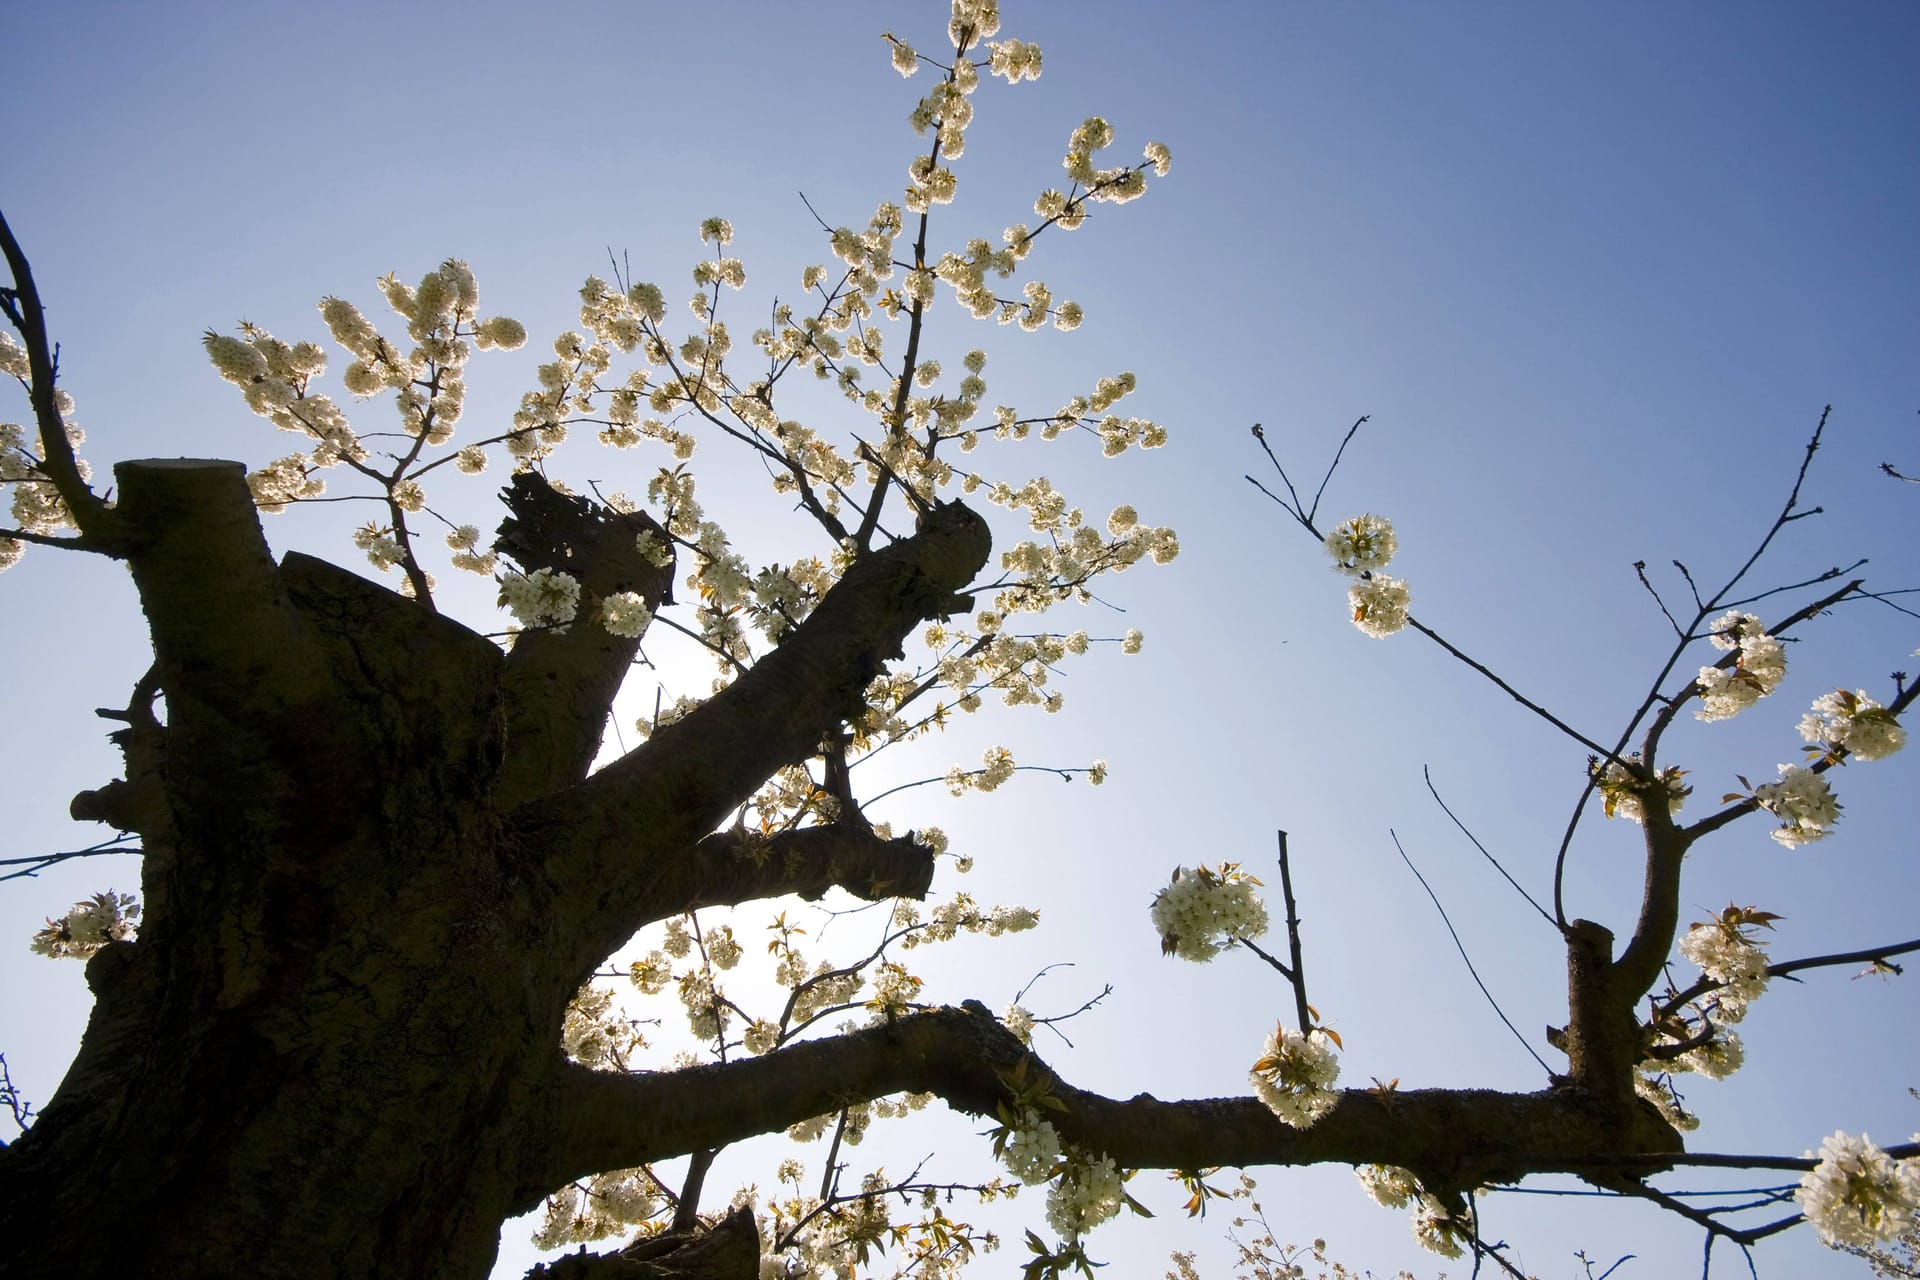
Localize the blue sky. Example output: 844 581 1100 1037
4 3 1917 1276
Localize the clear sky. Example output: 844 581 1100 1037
4 3 1917 1277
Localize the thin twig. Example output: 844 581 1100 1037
1636 561 1684 638
1276 831 1313 1033
1306 415 1370 526
1390 830 1554 1076
1406 616 1612 755
1423 766 1559 931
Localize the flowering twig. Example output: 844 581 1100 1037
1652 935 1920 1022
0 209 118 548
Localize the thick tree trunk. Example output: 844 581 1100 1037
1 478 574 1276
0 461 988 1280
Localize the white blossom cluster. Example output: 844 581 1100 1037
1637 908 1773 1127
531 1168 661 1249
1593 756 1689 824
500 566 582 628
1409 1193 1475 1259
1355 1164 1422 1210
678 967 728 1041
1694 610 1786 721
894 894 1039 949
945 745 1018 795
865 960 924 1019
1248 1025 1341 1129
1323 514 1409 638
999 1110 1064 1184
918 623 1112 721
788 963 865 1028
560 983 643 1070
1675 1031 1744 1080
1348 576 1411 638
1797 1131 1920 1248
1677 911 1773 1020
1149 863 1270 962
30 890 139 959
1044 1154 1126 1240
1353 1164 1475 1257
1799 688 1907 761
444 524 497 577
598 590 654 639
246 453 326 514
1752 763 1841 847
206 260 528 521
1 395 91 570
1323 513 1397 574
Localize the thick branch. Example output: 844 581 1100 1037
1610 808 1695 1004
529 1002 1682 1210
523 501 989 970
116 460 342 744
640 825 937 923
493 474 675 809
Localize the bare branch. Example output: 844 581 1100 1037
1424 766 1559 931
1391 831 1555 1078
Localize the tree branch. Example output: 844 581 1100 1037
0 208 120 547
1654 935 1920 1021
639 824 938 922
492 474 676 809
523 500 990 973
115 460 349 767
527 1002 1683 1212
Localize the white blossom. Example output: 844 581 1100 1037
999 1111 1062 1184
599 591 653 639
1799 689 1906 761
1248 1025 1340 1129
1044 1155 1126 1240
30 891 139 959
1797 1132 1920 1247
1694 612 1786 721
1149 864 1269 962
1356 1164 1420 1209
1348 575 1410 637
1410 1193 1474 1259
1753 764 1840 847
500 567 582 627
1323 513 1397 575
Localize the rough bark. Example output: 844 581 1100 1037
0 464 992 1280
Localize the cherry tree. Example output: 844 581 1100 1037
1 4 1915 1279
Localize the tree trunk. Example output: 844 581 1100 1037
0 460 989 1280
